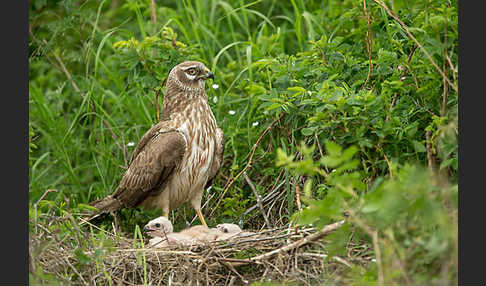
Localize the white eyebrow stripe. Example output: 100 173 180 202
181 66 199 71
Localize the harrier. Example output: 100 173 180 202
88 61 224 227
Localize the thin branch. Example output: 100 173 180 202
208 113 284 218
31 30 95 111
425 130 435 172
296 253 352 268
362 0 373 88
64 257 89 285
375 145 393 178
372 231 384 286
153 78 166 122
370 0 457 93
51 47 82 94
295 185 302 212
244 173 272 227
33 189 58 234
441 17 449 117
386 45 417 122
243 180 285 217
223 220 345 267
150 0 157 24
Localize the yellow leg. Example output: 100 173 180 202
196 209 208 227
162 212 169 218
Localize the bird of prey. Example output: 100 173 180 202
216 223 254 238
143 216 245 247
143 216 196 246
88 61 224 227
216 223 243 235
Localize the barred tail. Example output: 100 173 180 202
80 195 123 224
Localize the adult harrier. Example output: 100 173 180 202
88 61 224 227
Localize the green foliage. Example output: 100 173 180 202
278 142 457 285
29 0 457 284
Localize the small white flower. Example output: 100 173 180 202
371 258 377 263
213 96 218 104
252 121 259 127
127 141 135 147
400 76 406 81
228 110 236 115
212 83 219 89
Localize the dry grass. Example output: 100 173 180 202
30 214 370 285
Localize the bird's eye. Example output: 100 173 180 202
223 228 228 233
155 223 161 228
186 68 197 75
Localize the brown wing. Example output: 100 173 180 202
205 127 225 188
129 120 174 165
112 125 186 208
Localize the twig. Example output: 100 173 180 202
51 47 82 94
372 230 384 286
441 17 449 117
33 189 58 234
216 233 298 249
375 145 393 178
35 189 58 206
208 113 284 218
370 0 457 93
226 220 346 266
243 178 286 217
77 217 116 238
295 185 302 212
425 130 435 171
102 119 128 167
152 79 166 122
343 203 384 285
66 213 86 247
244 173 272 227
297 253 352 268
227 276 237 286
362 0 373 88
445 49 457 84
64 257 89 285
120 132 128 168
386 45 417 122
30 29 92 104
220 261 249 284
150 0 157 24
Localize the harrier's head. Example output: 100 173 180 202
143 216 174 238
216 223 242 234
168 61 214 91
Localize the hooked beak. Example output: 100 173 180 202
204 67 214 80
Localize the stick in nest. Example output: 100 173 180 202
227 220 346 267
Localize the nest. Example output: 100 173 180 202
30 215 360 285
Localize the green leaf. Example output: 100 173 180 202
412 140 427 153
287 86 306 97
320 155 342 168
439 158 457 170
340 146 358 161
301 126 317 136
325 141 342 156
